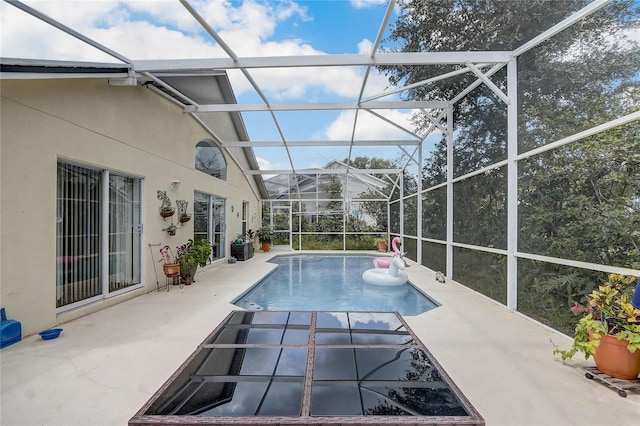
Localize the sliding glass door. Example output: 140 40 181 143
56 162 141 309
108 174 142 292
194 192 226 262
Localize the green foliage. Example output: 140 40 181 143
553 274 640 360
257 226 274 242
344 156 398 232
516 262 605 336
177 239 212 270
379 0 639 335
297 234 379 251
343 156 398 181
452 248 508 305
319 174 343 212
519 125 639 267
356 193 388 232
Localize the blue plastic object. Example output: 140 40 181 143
0 307 22 349
39 328 63 340
632 276 640 309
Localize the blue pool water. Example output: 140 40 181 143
234 255 439 316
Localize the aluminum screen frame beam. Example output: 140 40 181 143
131 51 513 72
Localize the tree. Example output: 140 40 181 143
381 0 640 333
343 156 399 231
316 174 343 233
344 156 398 180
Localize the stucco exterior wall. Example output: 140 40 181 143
0 78 260 336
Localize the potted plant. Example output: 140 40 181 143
176 239 212 284
160 206 175 219
553 274 640 380
159 245 180 277
257 226 274 252
374 236 388 252
176 199 191 223
246 229 258 250
163 223 178 236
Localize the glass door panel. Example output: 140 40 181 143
194 192 226 262
56 163 102 307
211 198 225 261
108 174 141 292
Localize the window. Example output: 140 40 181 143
195 140 227 180
242 201 248 237
56 162 142 310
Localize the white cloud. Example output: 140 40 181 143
350 0 387 9
1 1 391 102
325 109 418 140
2 0 394 112
357 38 374 54
256 156 287 171
1 0 410 170
0 0 219 62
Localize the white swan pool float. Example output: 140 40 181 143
362 254 408 287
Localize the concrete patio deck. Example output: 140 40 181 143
1 251 638 425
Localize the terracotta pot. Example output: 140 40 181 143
377 241 388 252
162 263 180 277
592 333 640 380
261 241 271 252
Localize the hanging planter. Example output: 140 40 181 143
176 200 191 225
160 207 175 219
163 223 178 236
157 191 175 220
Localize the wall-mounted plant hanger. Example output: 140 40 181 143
163 223 178 236
158 190 178 236
157 190 175 220
176 199 191 225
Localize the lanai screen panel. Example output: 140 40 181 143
3 0 638 337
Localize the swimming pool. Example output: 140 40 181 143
234 255 438 316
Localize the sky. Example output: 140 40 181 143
2 1 639 173
1 0 431 172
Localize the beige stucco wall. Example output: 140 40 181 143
0 78 260 336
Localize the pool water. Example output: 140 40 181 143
234 255 438 316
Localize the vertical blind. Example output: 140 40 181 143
56 163 101 307
57 163 142 308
